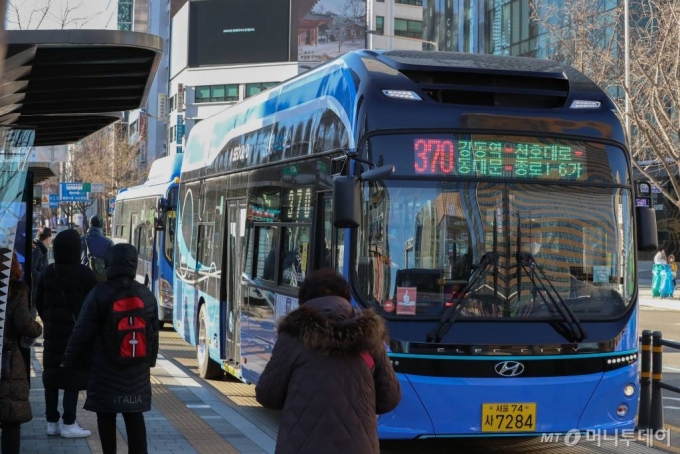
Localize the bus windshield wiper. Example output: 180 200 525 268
426 252 499 343
516 251 588 343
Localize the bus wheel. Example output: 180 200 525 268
197 305 223 379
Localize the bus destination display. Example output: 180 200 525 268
413 138 586 180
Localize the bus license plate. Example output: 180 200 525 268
481 403 536 432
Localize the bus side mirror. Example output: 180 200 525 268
636 206 657 251
332 164 395 229
333 176 361 228
157 197 167 212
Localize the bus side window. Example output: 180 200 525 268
316 195 344 271
255 225 278 282
165 210 176 265
280 225 310 287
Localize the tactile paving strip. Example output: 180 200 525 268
150 375 241 454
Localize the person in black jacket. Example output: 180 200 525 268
31 227 52 311
35 229 97 438
63 243 159 454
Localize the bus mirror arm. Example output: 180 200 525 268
361 164 395 181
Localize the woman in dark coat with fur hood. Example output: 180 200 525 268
35 229 97 437
256 269 401 454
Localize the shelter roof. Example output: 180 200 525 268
1 30 162 148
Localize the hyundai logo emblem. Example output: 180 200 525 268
495 361 525 377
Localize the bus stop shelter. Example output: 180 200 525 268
0 29 162 343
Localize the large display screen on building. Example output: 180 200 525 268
293 0 367 63
188 0 291 66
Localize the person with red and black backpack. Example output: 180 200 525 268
255 269 401 454
63 243 159 454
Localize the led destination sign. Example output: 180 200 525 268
413 138 586 180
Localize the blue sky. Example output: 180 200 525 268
5 0 117 30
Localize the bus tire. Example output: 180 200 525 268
197 305 222 379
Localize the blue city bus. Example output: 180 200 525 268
173 50 657 438
113 153 182 328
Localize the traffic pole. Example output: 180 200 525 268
638 330 652 429
650 331 664 431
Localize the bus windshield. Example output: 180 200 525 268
356 134 634 320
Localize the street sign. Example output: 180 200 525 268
91 183 105 193
176 115 184 144
49 194 59 208
60 182 89 202
109 197 115 215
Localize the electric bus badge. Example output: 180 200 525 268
495 361 525 377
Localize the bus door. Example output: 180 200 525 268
223 199 246 365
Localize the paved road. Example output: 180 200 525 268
159 326 671 453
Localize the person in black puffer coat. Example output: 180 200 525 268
63 243 159 454
35 229 97 438
31 227 52 313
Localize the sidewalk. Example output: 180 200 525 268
639 285 680 311
22 342 276 453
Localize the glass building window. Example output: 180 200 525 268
485 0 539 57
376 16 384 34
395 0 423 5
394 19 422 38
195 84 239 103
245 82 279 98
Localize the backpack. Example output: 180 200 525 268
105 286 151 365
85 236 107 282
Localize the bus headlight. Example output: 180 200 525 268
160 278 173 308
623 384 635 397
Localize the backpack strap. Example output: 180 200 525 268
84 235 92 258
360 351 375 373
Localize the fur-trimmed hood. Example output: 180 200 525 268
277 296 387 356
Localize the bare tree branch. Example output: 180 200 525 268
534 0 680 213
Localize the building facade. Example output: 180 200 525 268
167 0 368 152
122 0 171 167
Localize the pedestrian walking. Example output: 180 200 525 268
670 254 677 295
81 214 113 282
654 246 667 265
35 229 98 438
63 243 159 454
31 227 52 309
0 249 43 454
256 269 401 454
